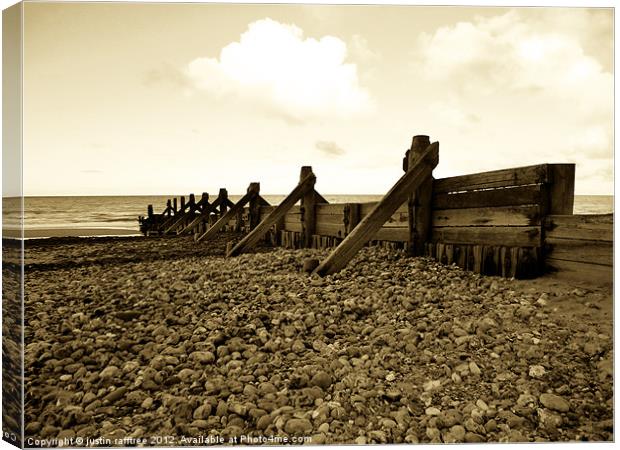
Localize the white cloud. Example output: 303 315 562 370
185 18 371 123
315 140 346 157
414 9 613 193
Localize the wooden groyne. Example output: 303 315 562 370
138 134 613 282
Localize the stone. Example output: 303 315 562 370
529 365 546 378
539 393 570 412
99 366 120 380
310 371 332 390
190 351 215 364
284 418 313 434
425 407 441 416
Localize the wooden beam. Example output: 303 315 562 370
314 141 439 276
195 183 260 242
547 164 575 214
173 198 178 213
227 172 316 256
433 185 544 210
431 226 540 247
433 205 541 227
300 166 317 247
147 205 153 220
434 164 550 194
544 214 613 242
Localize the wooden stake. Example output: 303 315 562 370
406 135 434 256
300 166 317 247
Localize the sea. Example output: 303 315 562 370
2 194 614 238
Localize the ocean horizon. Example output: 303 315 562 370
2 194 614 238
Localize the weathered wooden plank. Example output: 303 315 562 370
374 227 409 242
546 258 612 285
314 141 439 276
283 221 303 232
434 164 550 194
316 213 346 225
316 222 346 238
545 214 613 242
432 226 540 247
433 185 544 210
228 172 316 256
433 205 541 227
548 164 575 214
316 204 346 215
545 238 612 266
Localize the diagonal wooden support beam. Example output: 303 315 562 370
313 142 439 276
195 183 260 242
227 170 316 257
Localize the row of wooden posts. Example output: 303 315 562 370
139 135 439 276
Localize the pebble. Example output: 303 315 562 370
284 418 313 434
529 365 546 378
539 393 570 412
310 371 332 390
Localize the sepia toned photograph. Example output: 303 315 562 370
1 1 614 448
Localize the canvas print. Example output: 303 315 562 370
1 1 614 448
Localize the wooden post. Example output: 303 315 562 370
248 185 263 230
218 189 228 215
173 198 178 213
300 166 317 248
189 193 196 211
180 196 186 212
314 141 438 276
200 193 209 212
547 164 575 214
228 172 316 256
166 199 172 216
147 205 154 220
406 135 434 256
344 203 361 235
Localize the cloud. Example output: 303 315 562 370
315 140 346 157
143 63 191 88
413 9 612 191
184 18 371 123
350 34 379 63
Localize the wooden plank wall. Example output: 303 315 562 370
544 214 613 285
425 164 553 278
273 164 579 278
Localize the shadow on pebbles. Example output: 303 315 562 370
24 242 613 445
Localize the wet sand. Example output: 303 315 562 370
17 235 613 445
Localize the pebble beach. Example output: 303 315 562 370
21 234 613 445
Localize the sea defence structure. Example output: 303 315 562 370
138 134 612 283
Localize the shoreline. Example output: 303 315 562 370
3 227 141 239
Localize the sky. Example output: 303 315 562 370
20 2 614 196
